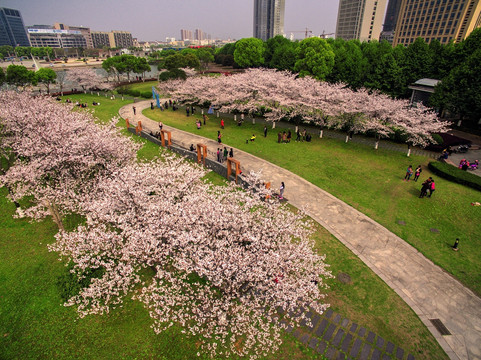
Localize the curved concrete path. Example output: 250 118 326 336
121 101 481 360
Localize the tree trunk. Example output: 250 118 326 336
48 201 65 231
252 117 255 124
345 135 349 143
234 114 237 121
407 144 411 157
319 129 323 138
272 121 276 129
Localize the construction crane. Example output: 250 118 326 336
287 27 313 39
320 30 335 39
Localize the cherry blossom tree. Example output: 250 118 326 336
158 68 449 148
0 91 139 230
66 67 105 93
50 158 332 358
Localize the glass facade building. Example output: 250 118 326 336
0 7 30 47
253 0 285 41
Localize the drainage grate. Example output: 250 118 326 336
430 319 451 335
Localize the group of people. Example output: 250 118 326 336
404 165 422 182
403 165 435 198
277 130 292 143
295 129 312 142
459 159 479 170
216 147 234 163
419 177 435 198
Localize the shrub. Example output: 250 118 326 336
432 133 443 145
158 68 186 82
428 161 481 192
128 89 141 97
141 91 152 99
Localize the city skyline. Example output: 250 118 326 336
0 0 341 41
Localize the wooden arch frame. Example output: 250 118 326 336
197 144 208 166
227 157 241 184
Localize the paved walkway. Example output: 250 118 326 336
120 101 481 360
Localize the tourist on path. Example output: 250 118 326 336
229 148 234 158
150 102 154 110
404 165 413 181
223 147 228 162
132 106 136 115
159 121 163 132
413 165 422 182
279 182 285 200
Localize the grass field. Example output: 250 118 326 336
144 105 481 297
0 94 447 359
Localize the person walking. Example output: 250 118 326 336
217 148 221 162
217 131 222 144
427 178 435 198
263 126 267 137
223 147 228 162
277 132 282 143
229 148 234 158
159 121 163 131
279 182 285 200
413 165 422 181
132 106 136 115
221 119 225 129
296 129 301 142
186 107 190 117
404 165 413 181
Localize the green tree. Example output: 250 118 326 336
429 39 456 80
431 48 481 128
133 57 151 79
0 67 5 86
401 38 433 94
328 39 365 88
0 45 14 59
6 65 36 89
270 40 298 71
35 68 57 94
197 48 214 70
294 37 334 80
233 38 266 68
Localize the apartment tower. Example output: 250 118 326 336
393 0 481 46
253 0 285 41
335 0 387 42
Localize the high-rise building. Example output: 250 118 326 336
195 29 205 41
109 30 134 48
253 0 285 41
180 29 193 41
54 23 93 48
383 0 402 32
393 0 481 46
0 7 30 47
335 0 387 42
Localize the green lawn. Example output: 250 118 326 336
144 106 481 297
0 94 447 359
117 80 159 94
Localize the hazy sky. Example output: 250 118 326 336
1 0 341 41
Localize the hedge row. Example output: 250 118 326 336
428 161 481 192
116 88 152 99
